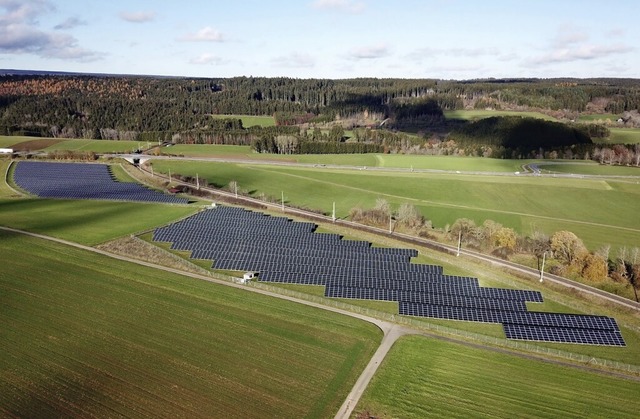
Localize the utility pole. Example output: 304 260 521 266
332 201 336 222
281 191 285 212
150 165 154 177
235 182 238 199
196 173 200 190
169 169 172 184
540 251 547 282
456 231 462 257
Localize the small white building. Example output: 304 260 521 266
0 148 13 154
242 272 258 282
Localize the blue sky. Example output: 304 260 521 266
1 0 638 79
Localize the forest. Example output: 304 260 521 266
1 74 640 156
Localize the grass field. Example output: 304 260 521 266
148 160 640 251
537 162 640 176
0 230 381 418
577 113 619 122
211 114 275 127
444 109 557 121
355 335 640 418
607 127 640 144
0 136 143 153
0 198 196 245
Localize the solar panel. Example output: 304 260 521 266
14 161 188 204
151 205 624 346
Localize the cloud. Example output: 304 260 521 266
118 11 156 23
0 0 54 25
531 44 634 65
530 26 634 66
271 52 315 68
178 26 224 42
54 16 86 30
310 0 365 13
552 25 588 48
348 44 389 60
0 0 99 62
408 46 500 60
0 24 99 61
190 52 221 65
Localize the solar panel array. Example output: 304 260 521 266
14 161 188 204
153 206 625 346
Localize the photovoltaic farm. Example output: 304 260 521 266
13 161 188 204
153 206 625 346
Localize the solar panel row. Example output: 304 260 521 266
14 161 188 204
151 206 625 346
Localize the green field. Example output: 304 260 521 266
536 162 640 176
608 127 640 144
44 139 143 153
577 113 619 122
0 230 381 418
211 114 276 127
355 335 640 418
148 160 640 251
444 109 557 121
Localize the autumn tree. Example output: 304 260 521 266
550 230 587 266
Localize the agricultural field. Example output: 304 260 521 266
444 109 557 121
355 335 640 419
0 136 143 153
1 161 196 245
607 127 640 144
0 230 381 418
148 160 640 251
536 161 640 176
577 113 620 122
211 114 275 127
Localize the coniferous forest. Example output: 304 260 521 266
1 73 640 157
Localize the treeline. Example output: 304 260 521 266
2 75 640 141
351 199 640 301
451 116 592 150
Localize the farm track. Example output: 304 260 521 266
3 226 639 419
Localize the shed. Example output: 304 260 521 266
0 148 13 154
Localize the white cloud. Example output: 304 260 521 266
0 0 54 25
178 26 224 42
118 11 156 23
348 44 389 60
271 52 315 68
190 52 221 65
310 0 365 13
553 25 588 48
531 44 634 65
0 0 99 61
54 16 86 30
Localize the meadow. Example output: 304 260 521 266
608 127 640 144
148 160 640 251
210 114 275 127
355 335 640 418
0 230 381 418
444 109 557 121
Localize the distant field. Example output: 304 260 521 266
538 162 640 176
607 128 640 144
444 109 557 121
577 113 619 122
44 139 142 153
355 335 640 418
149 160 640 251
211 114 275 127
0 231 380 418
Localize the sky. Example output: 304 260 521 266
1 0 638 79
